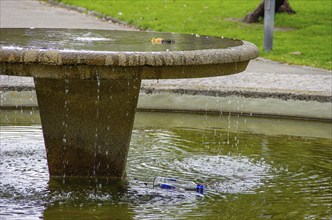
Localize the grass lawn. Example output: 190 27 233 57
55 0 331 70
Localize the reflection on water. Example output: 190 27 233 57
0 29 242 52
0 111 331 219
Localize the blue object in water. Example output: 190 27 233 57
153 177 204 194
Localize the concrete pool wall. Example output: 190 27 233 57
1 57 331 121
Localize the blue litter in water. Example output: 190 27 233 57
196 184 204 194
160 183 176 189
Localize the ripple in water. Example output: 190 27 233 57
0 126 48 219
1 124 330 219
174 155 271 194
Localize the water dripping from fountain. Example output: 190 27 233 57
62 66 71 183
30 107 35 124
0 92 10 123
226 113 231 146
0 91 4 107
94 69 101 176
105 88 113 174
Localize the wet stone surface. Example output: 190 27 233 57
0 28 243 52
0 28 257 72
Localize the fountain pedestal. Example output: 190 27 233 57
35 77 141 177
0 28 258 178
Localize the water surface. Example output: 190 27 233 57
1 111 331 219
0 29 242 52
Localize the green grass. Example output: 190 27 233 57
56 0 331 70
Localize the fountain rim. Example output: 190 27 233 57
0 29 258 67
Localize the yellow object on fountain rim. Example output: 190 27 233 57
151 37 175 45
151 37 163 44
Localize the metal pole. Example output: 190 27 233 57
264 0 275 51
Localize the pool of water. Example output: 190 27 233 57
0 28 242 52
1 110 331 219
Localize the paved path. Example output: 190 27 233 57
0 0 133 30
1 0 331 120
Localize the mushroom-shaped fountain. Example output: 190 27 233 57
0 28 258 178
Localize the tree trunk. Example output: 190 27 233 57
277 0 296 13
242 0 296 23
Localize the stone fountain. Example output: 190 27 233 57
0 28 258 178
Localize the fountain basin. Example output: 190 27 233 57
0 28 258 178
1 110 331 219
0 29 257 79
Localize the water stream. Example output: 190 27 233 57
1 110 331 219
